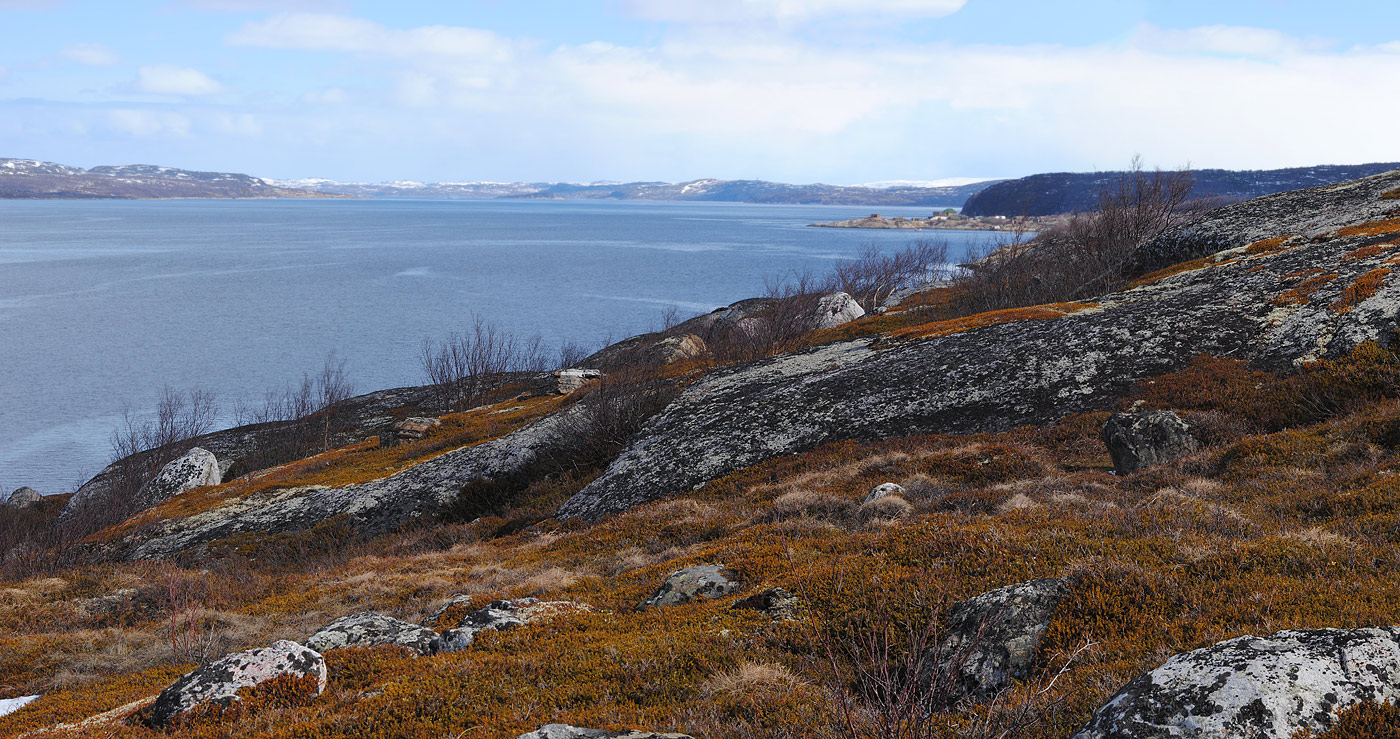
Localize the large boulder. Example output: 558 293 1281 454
305 612 440 656
5 487 42 508
731 587 800 621
434 598 591 653
556 369 603 395
812 292 866 329
391 417 440 441
1073 627 1400 739
514 726 693 739
149 640 326 727
135 447 221 510
1101 411 1199 475
863 482 905 504
932 578 1069 700
639 565 740 609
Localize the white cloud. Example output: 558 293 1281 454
228 13 516 62
1130 23 1321 58
108 109 193 137
135 65 223 95
620 0 966 23
61 43 120 66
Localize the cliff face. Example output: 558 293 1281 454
558 171 1400 519
961 163 1400 216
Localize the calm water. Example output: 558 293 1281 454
0 198 1000 494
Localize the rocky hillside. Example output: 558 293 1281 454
962 162 1400 216
6 171 1400 738
0 158 341 199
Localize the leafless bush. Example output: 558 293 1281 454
421 315 550 410
955 158 1196 312
230 351 356 475
830 240 951 313
700 273 825 365
97 386 219 525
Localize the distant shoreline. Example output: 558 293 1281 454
810 213 1064 232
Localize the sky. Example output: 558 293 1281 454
0 0 1398 184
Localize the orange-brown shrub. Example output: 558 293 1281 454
1333 268 1392 313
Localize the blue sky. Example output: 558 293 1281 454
1 0 1397 183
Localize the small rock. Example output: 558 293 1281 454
863 482 905 504
1101 411 1199 475
731 587 800 621
4 487 42 508
149 640 326 727
556 369 603 395
930 578 1069 700
1073 627 1400 739
514 725 693 739
137 447 221 511
435 598 591 653
811 292 866 330
305 612 441 656
639 565 740 609
391 417 441 441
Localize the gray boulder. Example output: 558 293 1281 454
932 578 1069 700
556 369 603 395
136 447 221 510
392 417 440 441
639 565 740 609
514 725 693 739
5 487 42 508
435 598 591 653
149 640 326 727
305 612 440 656
731 587 800 621
1073 627 1400 739
863 482 905 504
1101 411 1199 475
812 292 866 329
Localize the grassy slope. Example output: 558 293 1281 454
9 266 1400 736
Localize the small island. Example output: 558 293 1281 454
810 209 1065 231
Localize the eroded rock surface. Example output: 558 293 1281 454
137 447 221 509
933 578 1069 700
1073 627 1400 739
149 640 326 727
305 612 440 656
435 598 591 652
1101 411 1199 475
640 565 740 609
812 292 865 329
514 725 693 739
558 177 1400 519
125 405 590 559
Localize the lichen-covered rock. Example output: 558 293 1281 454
557 176 1400 519
124 404 592 559
4 487 42 508
305 612 440 656
812 292 866 329
863 482 905 504
932 578 1069 700
1072 627 1400 739
392 417 440 441
135 447 221 511
1101 411 1199 475
731 587 800 621
149 640 326 727
514 725 693 739
435 598 591 653
556 369 603 394
639 565 740 609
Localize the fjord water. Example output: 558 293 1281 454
0 198 996 494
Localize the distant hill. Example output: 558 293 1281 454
270 176 1001 206
961 163 1400 216
0 159 342 199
